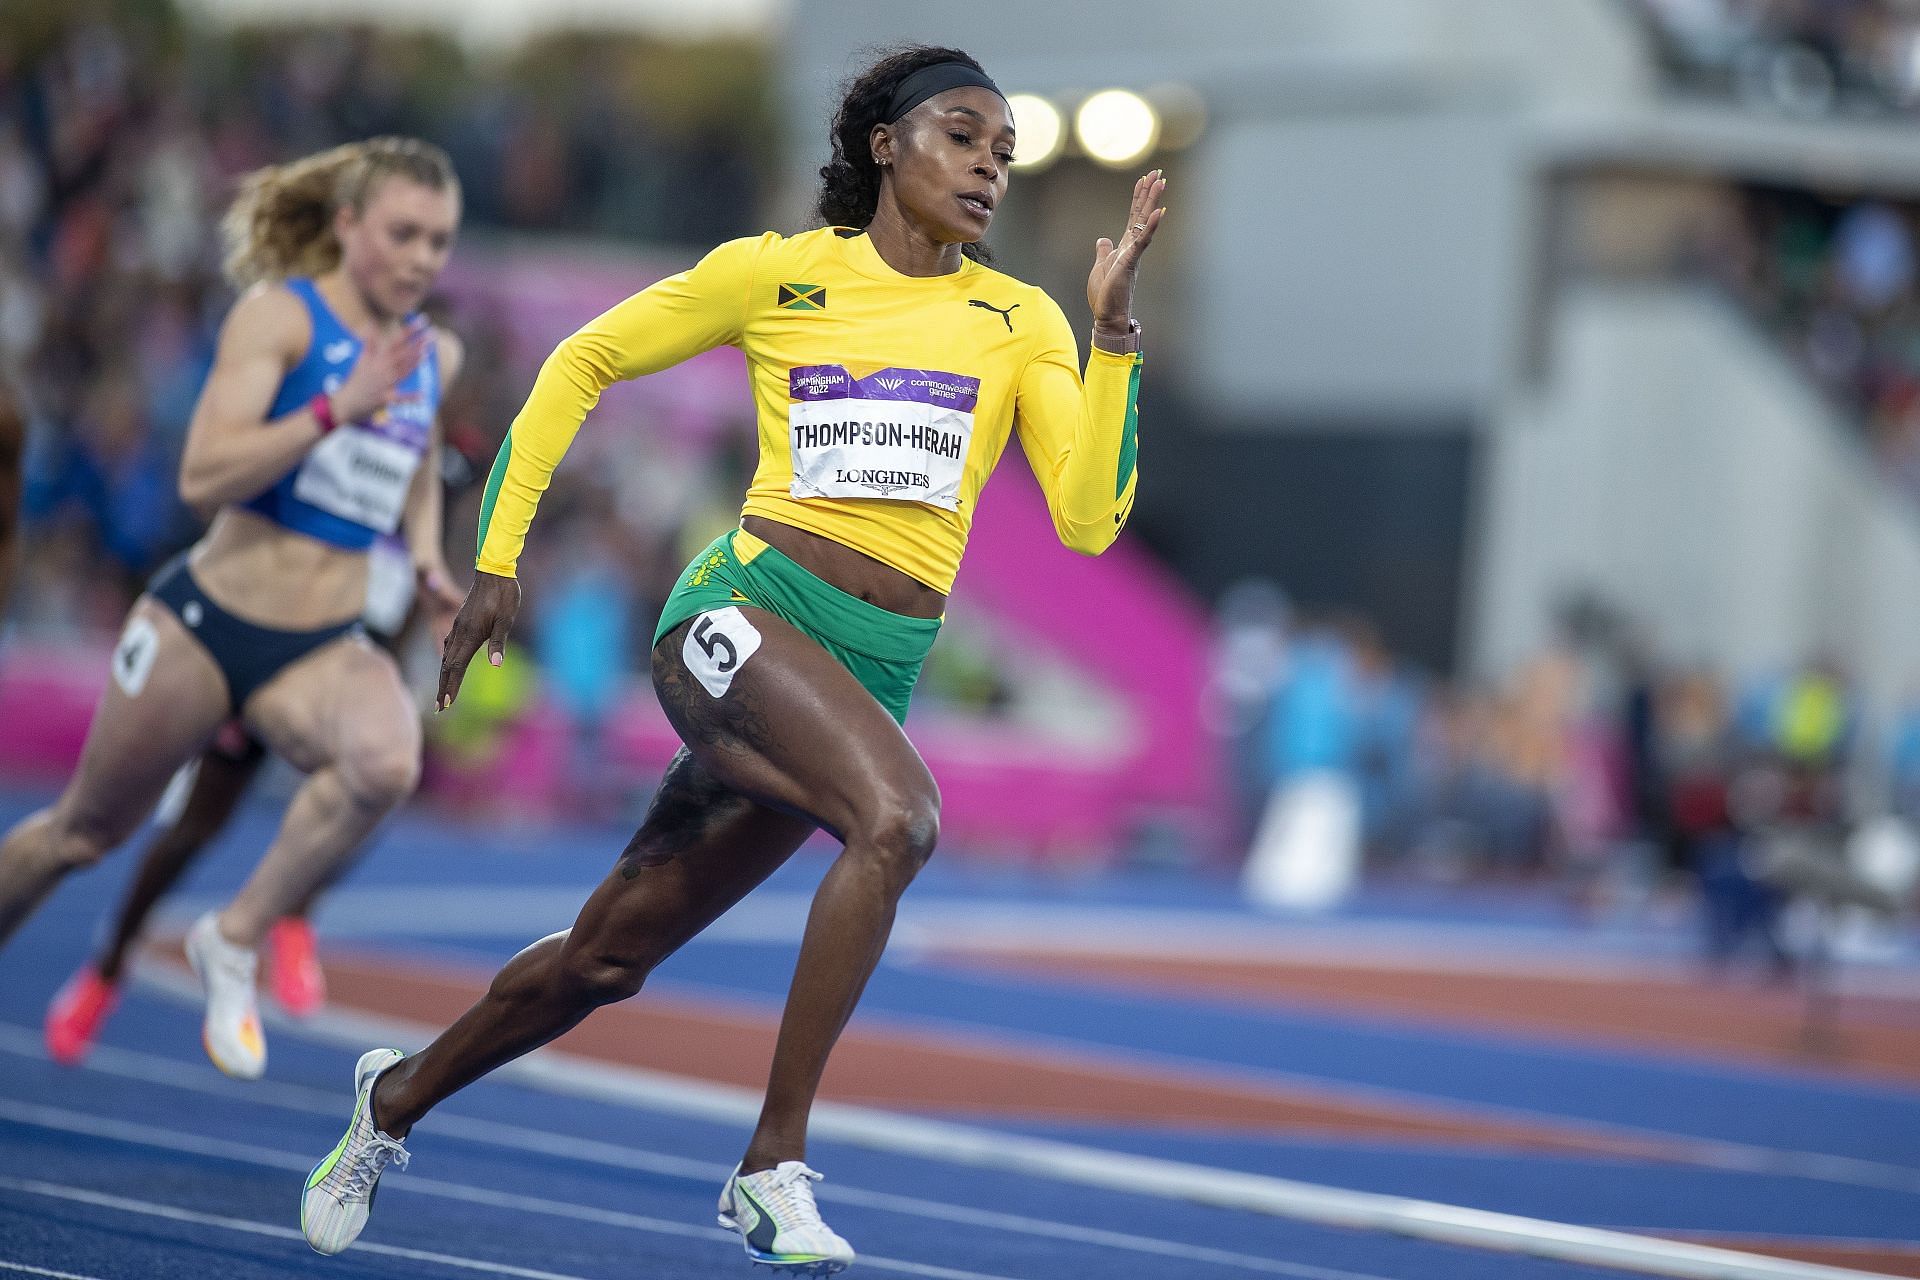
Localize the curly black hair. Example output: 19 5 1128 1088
816 45 995 264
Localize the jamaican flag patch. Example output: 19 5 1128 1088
777 282 826 311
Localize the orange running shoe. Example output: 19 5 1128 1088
45 968 118 1066
268 918 327 1018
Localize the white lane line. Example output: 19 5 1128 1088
488 1054 1902 1280
136 956 1920 1207
204 991 1905 1280
0 1029 1347 1276
820 1182 1387 1280
0 1264 110 1280
3 1029 1898 1280
0 1100 308 1171
0 1102 1038 1280
111 911 1920 1202
651 967 1920 1196
649 970 1920 1168
311 932 1920 1199
0 1176 599 1280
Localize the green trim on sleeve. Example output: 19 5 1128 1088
1115 353 1142 500
475 429 513 560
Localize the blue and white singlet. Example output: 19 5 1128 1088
241 277 440 550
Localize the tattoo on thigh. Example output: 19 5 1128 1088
651 625 777 760
616 748 748 879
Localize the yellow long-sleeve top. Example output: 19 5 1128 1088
475 226 1142 594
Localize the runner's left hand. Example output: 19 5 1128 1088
1087 169 1166 331
437 571 521 711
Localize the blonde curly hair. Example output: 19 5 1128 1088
221 136 458 289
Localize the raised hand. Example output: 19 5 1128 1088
436 570 521 711
330 317 432 424
1087 169 1167 332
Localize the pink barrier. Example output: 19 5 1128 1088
965 464 1220 815
0 643 111 782
420 700 572 824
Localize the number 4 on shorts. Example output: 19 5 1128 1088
683 606 763 698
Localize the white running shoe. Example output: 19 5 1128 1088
302 1047 409 1255
184 911 265 1079
718 1161 856 1276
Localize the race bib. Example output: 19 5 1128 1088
111 615 159 698
363 536 416 636
787 365 978 509
683 607 762 698
292 424 421 534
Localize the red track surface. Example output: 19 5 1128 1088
940 950 1920 1085
1666 1238 1920 1278
317 951 1675 1159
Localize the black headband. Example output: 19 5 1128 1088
883 62 1005 125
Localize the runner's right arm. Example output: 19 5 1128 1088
177 288 321 514
473 234 769 579
442 236 763 708
179 286 427 514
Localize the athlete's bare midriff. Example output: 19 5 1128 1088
188 506 369 630
742 515 945 619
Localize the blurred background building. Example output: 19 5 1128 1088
3 0 1919 951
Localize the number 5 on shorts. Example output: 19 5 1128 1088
683 606 763 698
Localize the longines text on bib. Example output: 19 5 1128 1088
787 364 979 510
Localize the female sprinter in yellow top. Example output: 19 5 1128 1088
0 138 464 1080
302 48 1163 1275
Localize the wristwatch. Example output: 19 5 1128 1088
1094 317 1142 354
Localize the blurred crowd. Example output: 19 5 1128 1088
0 6 768 644
1633 0 1920 116
1211 583 1918 961
1691 187 1920 499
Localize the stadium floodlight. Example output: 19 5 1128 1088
1074 89 1159 168
1006 93 1065 172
